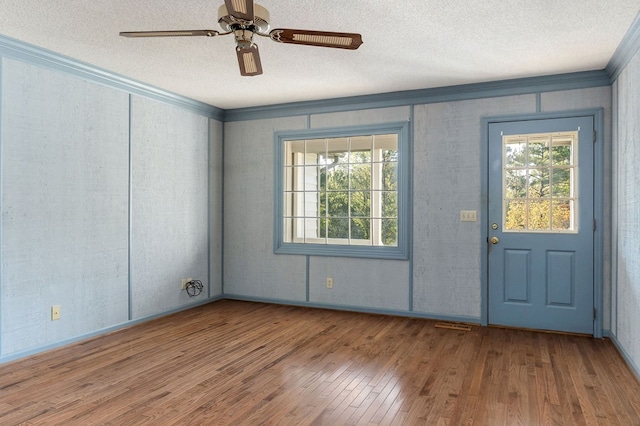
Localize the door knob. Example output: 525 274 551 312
490 236 499 244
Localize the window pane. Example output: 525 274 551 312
327 218 349 239
381 191 398 218
551 168 571 197
528 168 550 198
283 218 292 242
350 218 370 240
318 152 331 167
552 200 572 231
325 162 349 190
349 136 372 158
305 139 326 155
304 191 320 222
374 134 398 159
350 164 371 190
381 219 398 246
505 200 527 230
529 200 551 230
327 137 349 153
303 152 319 166
551 137 572 165
349 148 371 163
303 216 320 240
350 191 370 217
284 165 293 188
292 216 305 239
382 162 397 191
505 169 527 198
528 137 550 167
327 191 348 217
286 140 305 158
284 191 293 216
381 149 398 162
505 140 526 168
319 216 327 238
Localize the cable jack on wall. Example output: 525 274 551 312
184 279 204 297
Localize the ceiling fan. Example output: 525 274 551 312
120 0 363 76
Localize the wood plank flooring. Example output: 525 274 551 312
1 300 639 425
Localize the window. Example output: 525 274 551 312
503 131 578 233
274 123 410 259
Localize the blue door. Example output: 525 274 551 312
488 116 594 334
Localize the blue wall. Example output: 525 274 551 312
223 89 612 326
0 42 224 362
610 28 640 379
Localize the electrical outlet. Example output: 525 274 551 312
326 277 333 289
51 305 61 321
181 278 193 289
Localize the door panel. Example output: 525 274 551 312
504 249 530 302
488 116 594 334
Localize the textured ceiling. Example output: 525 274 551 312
1 1 639 109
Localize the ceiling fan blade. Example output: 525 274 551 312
119 30 219 38
269 29 363 50
236 44 263 76
224 0 254 22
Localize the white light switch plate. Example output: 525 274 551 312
460 210 477 222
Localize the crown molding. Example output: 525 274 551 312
0 34 225 121
607 10 640 81
223 70 611 122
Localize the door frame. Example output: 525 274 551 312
480 109 605 337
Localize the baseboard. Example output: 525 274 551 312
603 330 640 383
222 294 481 325
0 295 224 365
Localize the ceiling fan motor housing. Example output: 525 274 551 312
218 3 270 34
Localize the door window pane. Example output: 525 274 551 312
503 131 578 233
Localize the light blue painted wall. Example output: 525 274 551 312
611 46 640 375
223 117 308 300
130 96 210 318
309 257 409 310
412 95 536 318
223 108 415 310
0 58 130 355
0 54 223 360
225 93 613 324
308 107 412 309
309 107 411 128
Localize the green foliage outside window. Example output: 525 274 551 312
319 149 398 245
504 135 574 231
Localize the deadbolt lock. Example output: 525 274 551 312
491 223 498 230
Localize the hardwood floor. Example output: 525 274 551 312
1 300 639 425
